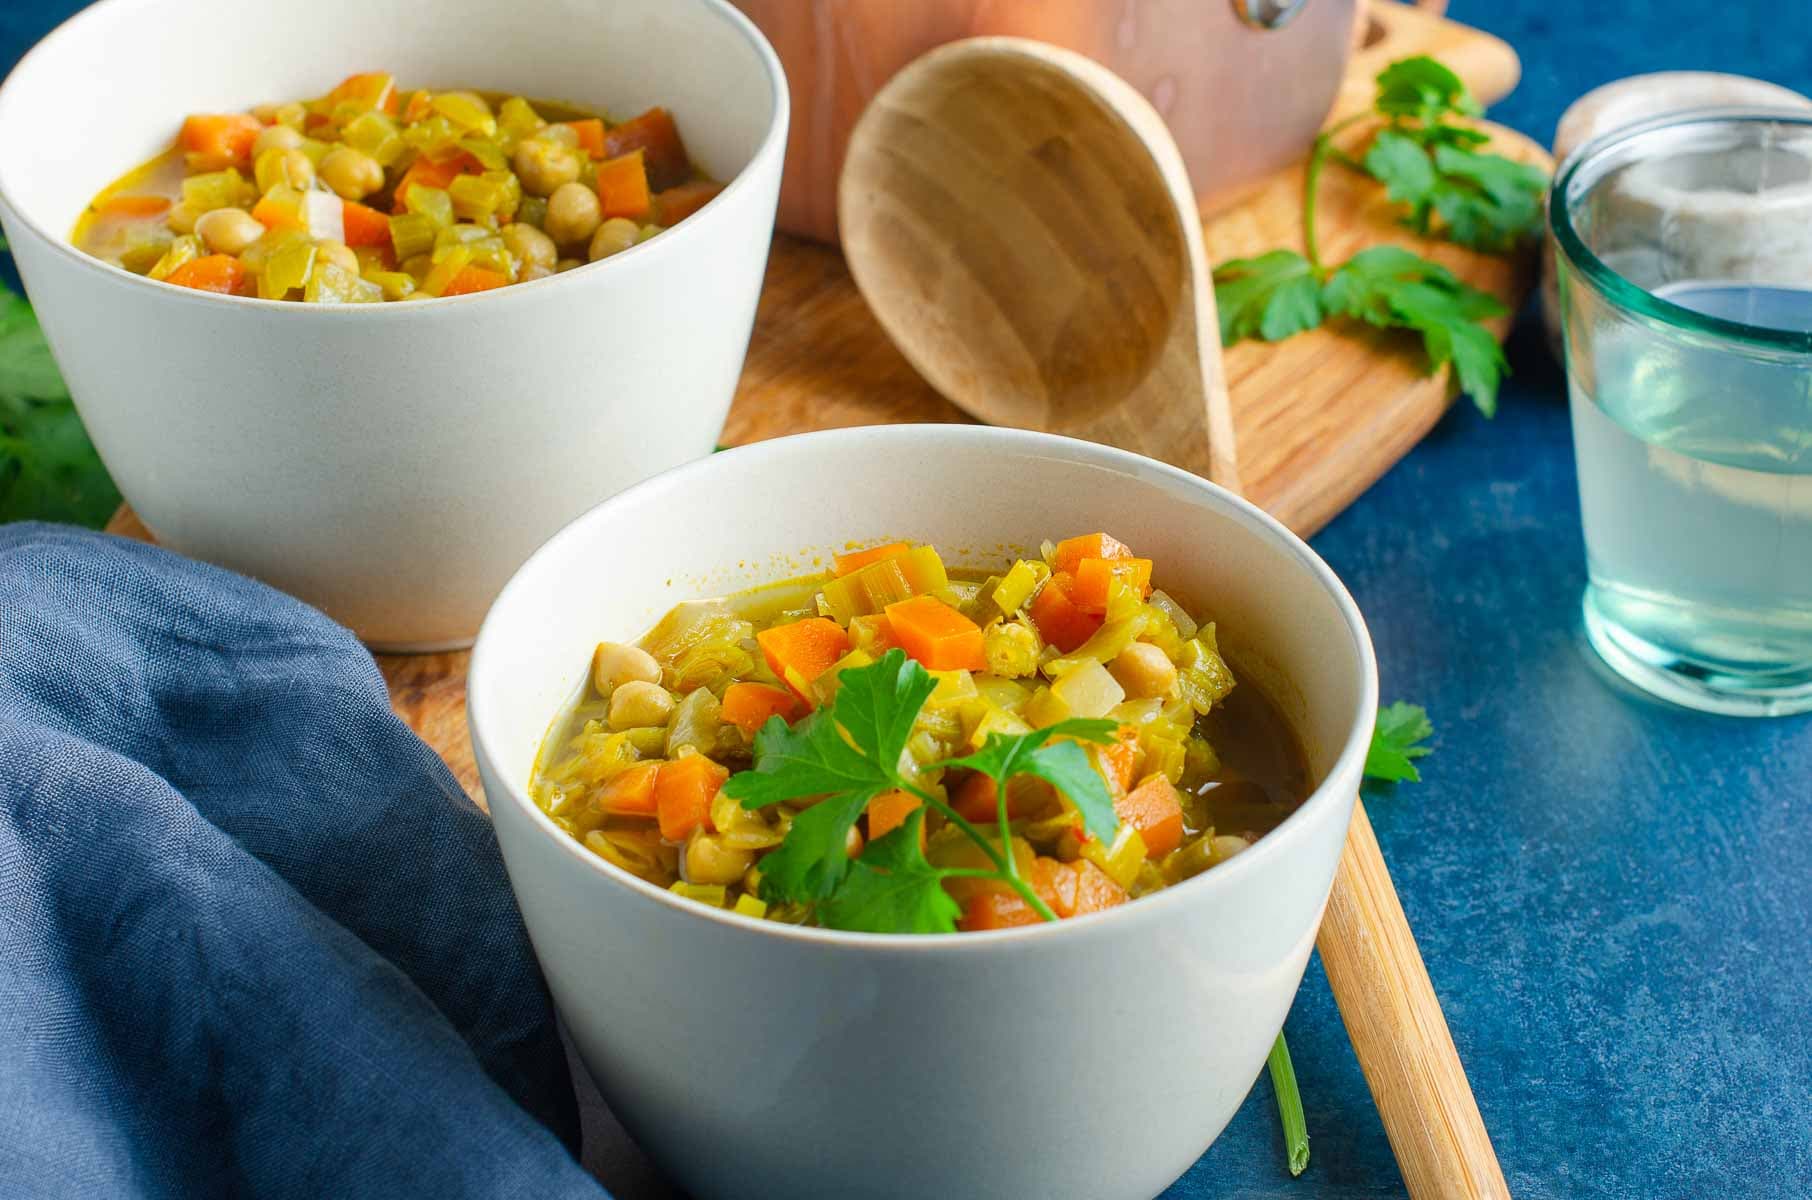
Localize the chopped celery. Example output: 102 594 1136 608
669 881 728 907
732 893 768 919
993 559 1048 615
635 223 664 244
181 168 251 213
254 147 307 195
146 234 200 281
388 212 438 262
484 170 522 221
403 116 464 161
1141 731 1187 785
459 136 509 171
974 675 1031 713
362 269 417 300
1180 736 1222 792
625 725 667 757
819 546 949 623
639 601 755 693
296 137 333 166
928 670 978 706
497 96 546 146
118 234 174 275
665 688 722 758
449 173 509 221
1024 685 1070 729
433 228 512 276
303 262 382 303
982 620 1041 678
341 111 405 166
260 237 317 299
405 185 455 228
431 90 496 137
1081 822 1148 889
1049 660 1125 719
1177 626 1237 714
416 245 469 296
274 102 307 130
1104 577 1145 622
964 703 1033 751
1148 589 1199 639
1107 697 1164 726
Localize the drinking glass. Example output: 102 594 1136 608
1552 110 1812 716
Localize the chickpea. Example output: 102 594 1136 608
512 136 581 197
608 680 674 730
518 264 554 283
684 832 754 886
166 202 201 234
500 223 557 273
194 207 265 256
1109 642 1179 700
318 146 383 201
253 123 304 157
544 182 601 248
588 217 640 262
591 641 661 693
554 257 584 274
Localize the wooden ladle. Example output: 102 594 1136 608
840 37 1509 1200
838 36 1239 489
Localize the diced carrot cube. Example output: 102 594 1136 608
249 193 303 233
98 195 172 219
1032 856 1080 918
950 773 1054 823
439 265 510 296
1027 572 1103 653
1071 859 1129 914
595 150 652 220
720 682 804 735
328 72 399 116
654 755 729 842
178 113 263 170
958 890 1044 931
1069 556 1153 612
884 595 985 672
756 618 851 703
596 762 660 817
833 542 911 577
601 107 692 191
1099 725 1141 793
564 118 606 158
1115 774 1185 859
163 254 246 295
391 152 481 213
340 200 392 248
653 180 723 225
866 789 922 843
1052 532 1134 575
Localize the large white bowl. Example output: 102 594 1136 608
469 426 1377 1200
0 0 786 650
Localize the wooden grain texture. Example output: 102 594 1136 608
1317 801 1512 1200
838 37 1237 488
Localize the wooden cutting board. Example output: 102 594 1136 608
110 2 1546 803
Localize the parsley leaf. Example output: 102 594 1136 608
817 809 961 934
0 279 120 527
1322 247 1509 415
1364 701 1434 783
942 719 1120 844
1212 250 1323 344
1363 128 1440 230
1374 55 1479 123
1426 145 1549 253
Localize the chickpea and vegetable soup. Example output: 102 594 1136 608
531 533 1310 936
73 72 720 301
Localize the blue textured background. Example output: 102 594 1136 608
4 2 1809 1198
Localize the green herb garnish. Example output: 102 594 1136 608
1213 55 1548 416
1365 700 1435 784
1268 1032 1311 1176
0 262 119 527
722 647 1119 933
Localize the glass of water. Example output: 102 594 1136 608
1553 110 1812 716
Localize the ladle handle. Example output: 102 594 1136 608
1315 801 1511 1200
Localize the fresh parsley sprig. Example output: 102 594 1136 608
1213 55 1548 417
723 648 1119 934
1365 700 1435 785
0 260 119 527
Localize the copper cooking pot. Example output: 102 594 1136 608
735 0 1425 243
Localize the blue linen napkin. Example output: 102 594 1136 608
0 522 606 1199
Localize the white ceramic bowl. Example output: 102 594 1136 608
470 426 1377 1200
0 0 786 651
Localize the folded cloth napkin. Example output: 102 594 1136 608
0 523 606 1199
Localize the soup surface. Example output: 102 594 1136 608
73 73 720 300
531 534 1309 934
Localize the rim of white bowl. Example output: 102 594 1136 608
470 425 1380 949
0 0 788 314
